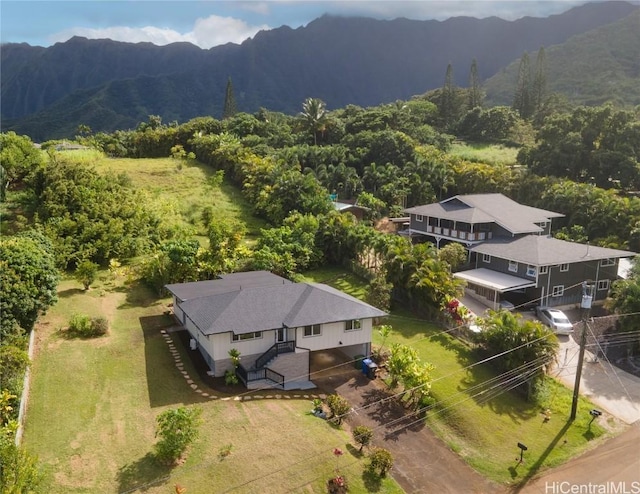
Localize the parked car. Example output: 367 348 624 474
535 307 574 335
499 299 515 311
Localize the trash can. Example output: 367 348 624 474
365 360 378 379
354 355 365 370
362 358 372 375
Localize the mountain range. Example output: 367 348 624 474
2 1 639 140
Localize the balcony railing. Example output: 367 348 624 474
236 365 286 388
255 341 295 369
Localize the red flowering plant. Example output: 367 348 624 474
327 448 348 493
444 298 470 326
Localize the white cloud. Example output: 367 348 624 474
191 15 271 48
319 1 586 22
49 15 271 49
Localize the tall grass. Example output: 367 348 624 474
449 142 519 167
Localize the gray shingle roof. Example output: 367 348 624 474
404 194 564 235
167 274 387 336
470 236 636 265
166 271 290 302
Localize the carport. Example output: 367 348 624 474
454 268 536 310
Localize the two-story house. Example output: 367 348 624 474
403 194 636 309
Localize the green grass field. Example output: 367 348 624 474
449 142 520 167
303 269 620 485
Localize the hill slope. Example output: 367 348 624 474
2 1 638 140
484 9 640 107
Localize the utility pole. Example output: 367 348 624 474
570 282 594 421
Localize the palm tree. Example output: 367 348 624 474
299 97 327 145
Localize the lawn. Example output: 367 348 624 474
76 150 268 241
303 267 621 486
449 142 519 167
23 273 401 493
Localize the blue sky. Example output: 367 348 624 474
2 1 591 49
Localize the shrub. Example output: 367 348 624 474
68 314 92 335
75 260 99 290
224 369 239 385
67 314 108 337
368 448 394 477
352 425 373 452
326 394 350 425
154 406 201 464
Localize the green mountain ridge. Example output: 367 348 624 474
2 1 639 140
484 9 640 107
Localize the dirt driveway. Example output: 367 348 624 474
311 351 505 494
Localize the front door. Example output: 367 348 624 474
276 327 286 343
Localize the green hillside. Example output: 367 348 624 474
485 9 640 107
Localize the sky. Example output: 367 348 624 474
2 1 592 49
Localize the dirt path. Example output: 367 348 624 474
315 370 505 494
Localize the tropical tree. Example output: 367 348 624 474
0 132 44 201
0 231 59 337
353 425 374 452
222 76 238 120
440 63 456 127
154 406 202 464
75 260 99 290
475 310 558 396
325 394 350 425
300 97 327 145
513 52 533 119
468 58 483 109
605 256 640 333
368 448 394 477
531 47 547 114
438 243 467 270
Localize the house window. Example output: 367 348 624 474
539 265 549 274
416 214 424 222
345 319 361 331
560 263 569 272
232 331 262 342
526 265 536 277
303 324 321 337
483 254 491 263
551 285 564 297
597 279 610 291
600 258 615 267
508 260 518 273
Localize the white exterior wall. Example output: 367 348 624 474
295 318 373 351
210 331 276 361
171 296 186 325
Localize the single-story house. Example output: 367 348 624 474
166 271 386 390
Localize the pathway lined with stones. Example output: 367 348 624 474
159 328 325 402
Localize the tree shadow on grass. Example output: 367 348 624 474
362 468 383 493
119 281 165 309
57 287 85 298
116 452 171 492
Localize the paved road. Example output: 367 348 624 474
517 422 640 494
